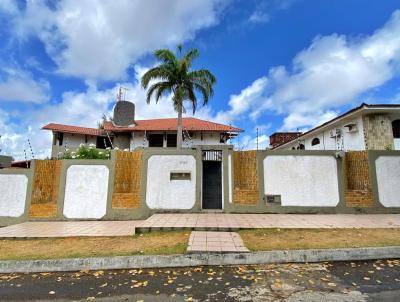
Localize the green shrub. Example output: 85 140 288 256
59 144 111 160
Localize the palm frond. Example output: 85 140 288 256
154 49 177 64
146 81 173 104
141 66 172 89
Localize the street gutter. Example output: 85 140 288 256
0 246 399 273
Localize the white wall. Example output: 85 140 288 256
63 165 109 219
263 155 340 206
228 153 233 203
0 175 28 217
62 133 97 148
146 155 196 209
279 116 366 151
376 156 400 207
394 139 400 151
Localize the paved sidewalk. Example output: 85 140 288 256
187 231 249 253
0 221 140 238
0 214 400 238
138 213 400 231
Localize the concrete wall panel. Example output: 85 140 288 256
0 175 28 217
376 156 400 207
263 155 340 206
63 165 109 219
146 155 196 210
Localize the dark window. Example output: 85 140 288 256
166 134 177 147
393 120 400 138
148 134 164 147
96 136 113 149
311 138 320 146
297 144 305 150
291 147 296 150
57 132 64 146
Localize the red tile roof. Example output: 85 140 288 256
42 123 105 136
104 117 243 132
43 118 243 136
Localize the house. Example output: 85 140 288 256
270 103 400 151
42 100 242 158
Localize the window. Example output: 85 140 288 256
57 132 64 146
297 144 305 150
148 134 164 147
311 138 320 146
96 136 113 149
393 120 400 138
166 134 177 147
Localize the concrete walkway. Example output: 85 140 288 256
0 221 140 238
138 213 400 231
0 214 399 238
187 231 249 253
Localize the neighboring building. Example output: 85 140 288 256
42 99 242 158
270 103 400 151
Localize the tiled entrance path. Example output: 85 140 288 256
0 221 140 238
0 214 399 238
187 231 249 253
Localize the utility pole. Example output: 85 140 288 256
256 127 259 150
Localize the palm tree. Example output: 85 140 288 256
141 45 216 149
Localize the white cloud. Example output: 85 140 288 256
222 10 400 131
0 68 49 103
249 11 270 24
237 134 270 150
215 77 269 124
0 65 182 159
11 0 226 81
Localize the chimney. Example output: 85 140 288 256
113 101 135 127
112 87 135 127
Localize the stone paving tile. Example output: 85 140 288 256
138 213 400 230
1 214 400 238
187 231 250 253
0 221 141 238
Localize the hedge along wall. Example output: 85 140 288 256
344 151 374 208
29 160 61 218
112 150 142 209
233 151 259 205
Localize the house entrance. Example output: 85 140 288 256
202 150 222 209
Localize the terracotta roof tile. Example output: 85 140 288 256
42 123 105 136
103 117 243 132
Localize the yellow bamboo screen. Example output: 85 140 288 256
233 151 259 205
29 160 61 218
112 150 142 209
344 151 374 207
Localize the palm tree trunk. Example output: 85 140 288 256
177 102 183 149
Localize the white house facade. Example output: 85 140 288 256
43 100 242 158
270 103 400 151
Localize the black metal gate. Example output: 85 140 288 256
202 150 222 209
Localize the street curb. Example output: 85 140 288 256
0 246 399 273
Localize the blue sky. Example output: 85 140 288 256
1 0 400 159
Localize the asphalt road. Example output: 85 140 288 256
0 259 399 301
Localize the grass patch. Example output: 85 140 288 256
239 228 400 251
0 231 189 261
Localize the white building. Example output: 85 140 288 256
270 103 400 151
42 100 242 158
